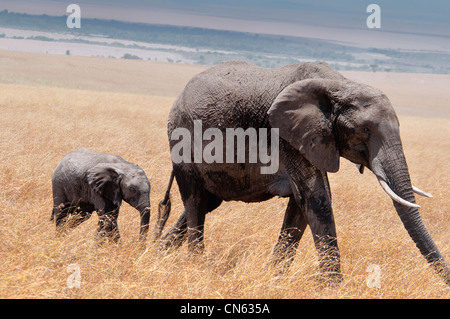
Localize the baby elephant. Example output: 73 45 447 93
51 148 151 242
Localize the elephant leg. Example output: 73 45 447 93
303 173 341 282
53 200 94 233
51 186 68 224
272 196 308 267
53 203 69 231
53 203 78 233
67 209 93 230
185 191 222 253
159 204 206 253
67 202 94 229
96 200 120 243
159 208 188 250
285 148 341 282
159 192 222 252
184 195 208 254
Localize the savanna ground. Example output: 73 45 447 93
0 50 449 299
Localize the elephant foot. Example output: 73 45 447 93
187 226 205 255
158 227 187 252
270 230 301 274
270 249 296 276
315 270 343 288
96 211 121 244
96 224 121 245
187 241 205 255
95 232 121 247
315 247 342 286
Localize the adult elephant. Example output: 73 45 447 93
156 61 449 284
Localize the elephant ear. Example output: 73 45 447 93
87 164 123 207
268 79 341 173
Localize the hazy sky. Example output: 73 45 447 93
1 0 449 51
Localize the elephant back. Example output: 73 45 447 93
168 61 345 134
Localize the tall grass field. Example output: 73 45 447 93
0 50 449 298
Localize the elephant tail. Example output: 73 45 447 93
154 170 174 240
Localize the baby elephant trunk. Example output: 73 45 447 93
138 203 151 241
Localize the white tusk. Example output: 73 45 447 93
412 185 433 198
377 178 421 208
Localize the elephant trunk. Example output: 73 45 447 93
372 141 450 285
136 199 151 241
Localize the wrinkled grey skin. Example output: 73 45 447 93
51 148 151 242
158 61 449 285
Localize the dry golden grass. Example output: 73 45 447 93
0 50 449 298
0 49 208 96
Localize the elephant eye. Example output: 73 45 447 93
129 186 137 194
364 126 371 136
